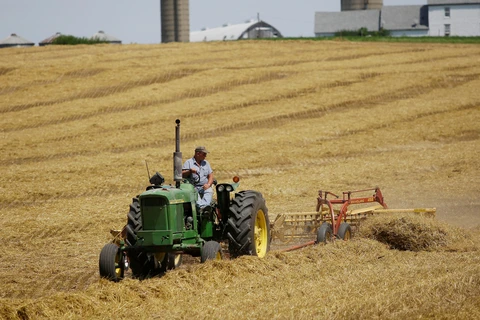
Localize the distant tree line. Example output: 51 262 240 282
335 28 390 37
52 35 108 45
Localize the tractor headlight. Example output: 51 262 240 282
217 185 225 192
226 185 233 192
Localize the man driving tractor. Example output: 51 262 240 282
182 146 214 210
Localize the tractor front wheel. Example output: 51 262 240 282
167 253 183 270
227 190 270 258
99 243 125 282
124 197 159 279
201 241 223 262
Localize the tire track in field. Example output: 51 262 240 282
221 48 428 70
0 68 202 114
10 72 379 144
184 101 480 179
1 71 290 133
396 52 479 67
223 59 319 69
0 45 88 59
0 68 106 96
336 51 478 72
0 67 15 76
221 50 475 76
325 48 426 62
108 73 479 153
1 102 477 208
2 184 144 209
0 73 477 170
12 269 98 299
116 76 373 131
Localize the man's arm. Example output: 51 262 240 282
182 168 197 178
204 172 214 189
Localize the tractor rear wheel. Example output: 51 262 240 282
317 223 333 244
125 197 141 247
227 190 270 258
99 243 125 282
201 241 223 262
337 222 352 240
124 197 159 279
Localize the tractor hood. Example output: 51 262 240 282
139 182 196 204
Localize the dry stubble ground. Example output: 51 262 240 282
0 40 479 319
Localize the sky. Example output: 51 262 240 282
1 0 427 45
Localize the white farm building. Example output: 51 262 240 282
191 19 282 42
315 0 480 37
428 0 480 36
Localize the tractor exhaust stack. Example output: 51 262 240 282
173 119 182 188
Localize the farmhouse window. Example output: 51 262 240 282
445 7 450 18
444 24 451 36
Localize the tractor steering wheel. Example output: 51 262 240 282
190 170 200 185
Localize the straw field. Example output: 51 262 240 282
0 40 479 319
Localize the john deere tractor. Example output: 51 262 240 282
99 119 271 281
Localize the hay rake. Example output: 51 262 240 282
271 187 436 245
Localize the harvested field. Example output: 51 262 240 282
0 40 479 319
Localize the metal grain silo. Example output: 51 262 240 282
161 0 190 43
0 33 34 48
341 0 383 11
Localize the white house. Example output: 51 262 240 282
314 0 480 37
428 0 480 36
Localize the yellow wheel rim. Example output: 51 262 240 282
344 230 352 240
255 209 268 258
114 251 123 278
326 230 332 243
155 252 166 262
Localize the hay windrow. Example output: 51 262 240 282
2 239 480 319
356 213 475 252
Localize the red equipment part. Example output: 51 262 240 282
315 188 388 236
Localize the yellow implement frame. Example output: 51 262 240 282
271 205 436 243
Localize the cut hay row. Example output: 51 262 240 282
1 67 478 147
1 234 479 319
0 40 479 319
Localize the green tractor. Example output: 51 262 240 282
99 119 271 282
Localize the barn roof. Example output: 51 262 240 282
91 30 122 44
315 10 380 34
190 19 282 42
382 6 429 31
0 33 35 48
